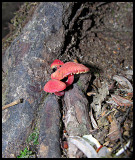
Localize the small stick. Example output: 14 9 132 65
2 98 23 111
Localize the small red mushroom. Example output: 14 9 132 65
50 60 74 87
51 62 90 80
51 59 64 69
44 79 66 96
44 61 89 96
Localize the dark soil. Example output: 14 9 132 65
59 2 133 82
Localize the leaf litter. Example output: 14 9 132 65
63 72 133 158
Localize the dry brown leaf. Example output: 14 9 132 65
111 94 133 107
108 120 120 142
91 81 109 118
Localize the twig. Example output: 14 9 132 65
100 108 116 121
2 98 24 111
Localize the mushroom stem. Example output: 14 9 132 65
54 91 65 96
65 74 74 87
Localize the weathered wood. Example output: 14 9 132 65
37 94 61 158
2 2 67 158
63 73 92 157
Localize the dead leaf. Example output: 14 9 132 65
91 81 109 118
106 98 119 106
111 94 133 107
113 75 133 92
107 120 120 142
68 136 98 158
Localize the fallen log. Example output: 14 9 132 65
63 73 92 157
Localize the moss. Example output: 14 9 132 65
27 127 39 145
17 147 33 158
2 2 39 51
17 127 39 158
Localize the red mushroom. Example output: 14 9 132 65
44 61 89 96
51 62 90 80
51 59 64 69
44 79 66 96
50 60 74 87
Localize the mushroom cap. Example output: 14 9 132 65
51 62 90 80
51 59 64 69
44 79 66 93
